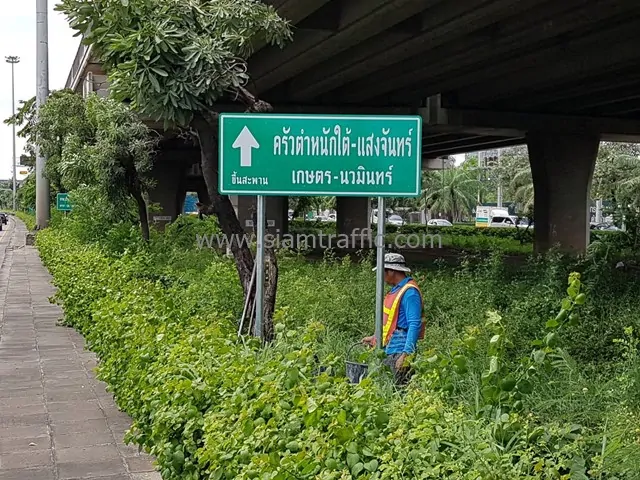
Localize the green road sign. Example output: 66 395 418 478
219 113 422 197
56 193 71 211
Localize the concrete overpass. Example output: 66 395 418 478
66 0 640 252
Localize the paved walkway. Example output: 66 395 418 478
0 218 160 480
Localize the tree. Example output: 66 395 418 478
0 181 12 209
57 0 293 339
592 143 640 236
496 146 531 214
7 91 156 240
17 173 36 211
421 167 478 222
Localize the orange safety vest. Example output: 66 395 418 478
381 279 426 347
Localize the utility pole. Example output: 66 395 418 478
36 0 50 228
595 199 603 224
496 149 503 208
477 151 484 205
5 56 19 211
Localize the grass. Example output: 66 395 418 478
14 211 36 230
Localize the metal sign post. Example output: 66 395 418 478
374 196 386 349
218 112 422 344
254 195 266 339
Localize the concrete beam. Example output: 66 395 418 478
297 1 343 31
419 96 640 141
330 0 554 102
493 69 640 112
386 9 639 106
422 136 525 157
251 0 428 93
422 157 455 170
449 16 640 105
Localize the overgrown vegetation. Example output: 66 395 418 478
34 208 640 479
6 90 157 240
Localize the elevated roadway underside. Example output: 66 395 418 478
66 0 640 253
249 0 640 156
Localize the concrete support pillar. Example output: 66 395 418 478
147 158 186 230
337 197 371 248
526 132 599 254
233 196 288 235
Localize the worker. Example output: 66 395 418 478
362 253 425 385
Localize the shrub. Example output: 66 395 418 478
35 223 640 479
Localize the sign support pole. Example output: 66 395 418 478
374 196 386 349
254 195 266 339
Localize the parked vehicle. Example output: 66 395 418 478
427 219 452 227
490 216 517 228
0 213 7 225
590 222 620 231
387 214 404 226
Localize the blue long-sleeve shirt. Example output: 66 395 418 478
385 276 423 355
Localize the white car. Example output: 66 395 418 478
427 219 452 227
387 215 404 226
490 216 517 228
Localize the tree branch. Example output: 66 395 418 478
234 86 273 113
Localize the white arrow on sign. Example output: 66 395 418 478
232 126 260 167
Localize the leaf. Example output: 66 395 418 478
151 67 169 77
148 72 161 92
306 397 318 413
453 355 467 368
533 350 546 364
335 427 354 444
517 379 533 394
351 463 364 477
364 459 379 472
545 319 559 329
337 409 347 425
347 453 360 469
375 410 389 429
489 356 499 374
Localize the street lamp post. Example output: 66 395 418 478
36 0 50 228
5 56 19 211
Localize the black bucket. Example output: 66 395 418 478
345 342 369 384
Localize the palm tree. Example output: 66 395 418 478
421 167 478 222
509 163 534 213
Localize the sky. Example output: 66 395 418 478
0 2 79 181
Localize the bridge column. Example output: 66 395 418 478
337 197 371 248
147 158 185 230
232 196 289 235
526 132 599 254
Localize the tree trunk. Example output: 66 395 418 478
193 114 255 295
192 111 279 339
125 162 150 242
133 189 150 242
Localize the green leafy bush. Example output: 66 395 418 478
35 222 640 479
15 211 36 230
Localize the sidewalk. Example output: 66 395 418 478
0 219 159 480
